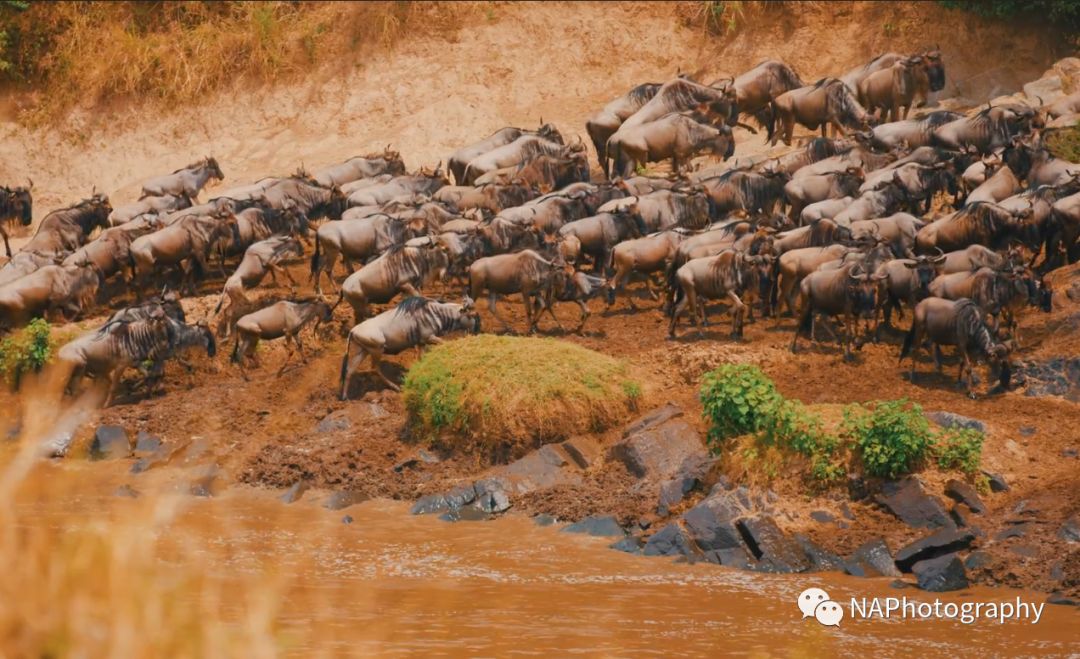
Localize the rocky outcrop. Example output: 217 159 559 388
912 554 969 592
90 425 130 460
845 538 901 578
875 477 952 529
943 479 987 514
563 515 625 537
895 528 976 572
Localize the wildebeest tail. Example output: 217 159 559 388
766 100 779 143
229 334 240 364
213 293 226 315
899 321 917 362
309 235 321 277
667 281 685 319
796 299 814 337
339 337 352 400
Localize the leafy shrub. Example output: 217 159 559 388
0 317 54 389
934 428 985 474
842 400 934 479
1045 125 1080 163
939 0 1080 29
699 364 782 447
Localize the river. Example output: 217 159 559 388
9 460 1077 657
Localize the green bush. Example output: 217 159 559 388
0 317 54 389
699 364 782 446
940 0 1080 28
934 428 985 474
842 400 934 479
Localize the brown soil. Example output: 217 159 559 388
1 2 1077 596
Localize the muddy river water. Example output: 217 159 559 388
13 461 1077 657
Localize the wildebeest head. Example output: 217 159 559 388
6 182 33 226
537 123 564 145
922 48 945 92
903 248 946 299
458 295 482 334
710 124 736 161
205 156 225 182
846 265 886 317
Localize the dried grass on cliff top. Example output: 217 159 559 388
402 335 642 461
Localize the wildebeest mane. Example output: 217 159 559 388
628 82 663 104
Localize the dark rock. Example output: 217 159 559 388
439 506 491 522
681 490 749 553
1018 426 1037 437
895 528 976 572
280 480 309 504
133 431 162 457
1062 447 1079 459
533 514 557 527
90 425 130 460
342 515 354 524
704 546 755 569
890 579 912 589
642 523 700 559
964 551 991 570
926 411 986 434
943 479 986 514
608 415 707 480
846 538 901 578
113 484 139 498
846 474 870 501
189 465 220 497
621 403 684 438
949 504 974 529
837 521 850 530
875 477 952 529
417 449 440 464
316 412 351 433
656 454 713 516
473 481 511 514
810 510 835 524
562 515 625 537
794 534 846 572
610 536 644 554
983 471 1009 492
486 444 582 495
130 449 171 474
912 554 969 592
1050 562 1064 581
561 437 602 469
324 490 368 511
840 502 856 520
994 523 1031 541
410 483 477 515
736 516 810 573
1059 516 1080 542
1010 545 1039 558
1047 593 1080 607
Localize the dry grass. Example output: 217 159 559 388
402 335 642 461
0 1 486 125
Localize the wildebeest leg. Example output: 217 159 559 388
400 282 421 298
370 350 401 392
487 292 513 333
103 366 125 408
270 262 297 287
277 336 295 377
727 291 745 338
524 292 540 334
537 295 566 332
933 344 944 373
340 344 370 400
575 300 590 334
1 229 10 258
668 295 688 338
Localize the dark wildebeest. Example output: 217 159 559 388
587 83 663 175
475 216 543 255
346 170 450 206
730 59 805 133
783 166 864 222
530 267 607 334
1 182 33 257
600 189 712 232
313 148 406 187
790 261 886 359
339 296 480 396
108 193 191 227
900 297 1010 398
773 244 853 317
0 263 100 328
929 265 1049 344
462 137 579 186
931 104 1030 154
769 78 873 146
857 56 930 122
606 229 690 309
700 167 791 216
862 162 957 215
221 206 307 258
140 157 224 202
215 236 304 338
474 153 589 193
833 180 912 225
914 201 1029 253
128 211 238 292
449 124 562 185
607 112 734 178
21 193 112 257
467 249 568 333
336 244 449 324
875 250 947 329
556 209 648 271
230 298 333 380
841 49 944 98
310 212 431 293
668 249 774 338
256 178 347 221
108 292 186 324
869 111 963 150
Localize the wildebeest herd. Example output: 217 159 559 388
2 48 1079 405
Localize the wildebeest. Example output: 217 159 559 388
857 56 930 122
128 211 238 292
310 212 430 293
21 193 112 257
230 298 333 380
449 124 562 185
731 59 805 131
875 250 947 328
668 249 773 338
345 170 449 206
869 111 964 150
256 178 347 221
62 222 155 283
215 236 304 338
607 112 734 178
900 297 1010 397
914 201 1029 253
773 244 853 317
339 296 479 396
931 105 1026 154
222 206 307 258
473 153 589 193
432 182 537 213
965 164 1023 206
833 181 911 225
108 193 191 227
1 182 33 257
313 148 406 187
140 157 224 201
773 218 852 254
606 229 689 309
928 265 1048 342
700 167 791 215
467 249 567 333
790 261 885 359
601 189 712 232
556 209 648 270
848 212 925 258
533 268 607 334
939 244 1018 275
336 244 449 324
108 292 186 324
0 250 62 287
769 78 872 146
783 166 864 222
841 50 944 98
614 77 739 138
0 263 100 328
462 137 579 186
586 84 662 175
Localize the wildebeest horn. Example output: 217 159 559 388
27 178 33 189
